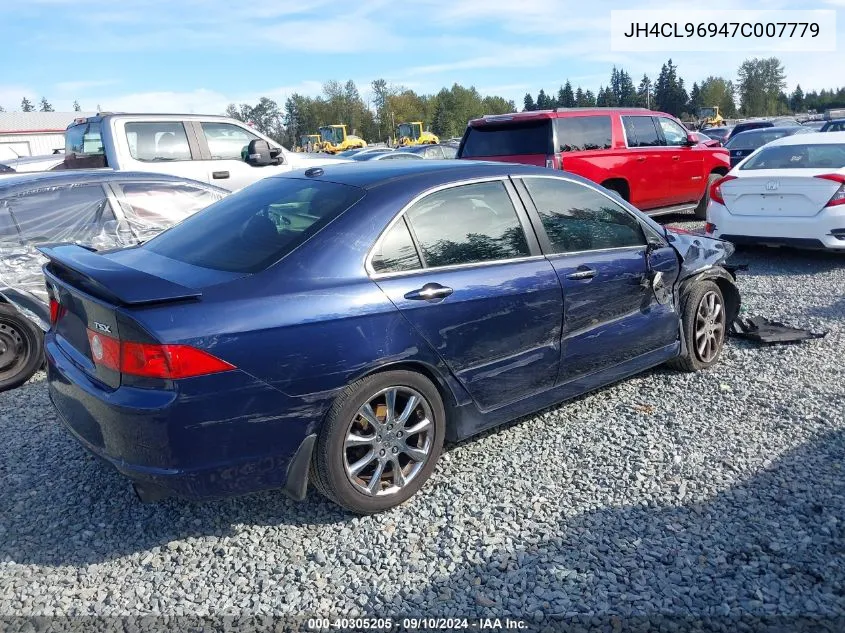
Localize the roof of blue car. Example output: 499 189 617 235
275 159 555 189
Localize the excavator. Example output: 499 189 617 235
297 134 321 152
317 125 367 154
395 121 439 147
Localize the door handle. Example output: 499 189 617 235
404 283 453 301
566 268 596 280
672 156 680 161
212 171 230 179
636 156 646 162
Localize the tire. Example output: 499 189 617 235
695 173 721 220
667 280 727 372
311 370 446 514
0 303 44 392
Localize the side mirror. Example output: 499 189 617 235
684 135 698 146
245 140 273 166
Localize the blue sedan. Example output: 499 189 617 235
41 161 741 513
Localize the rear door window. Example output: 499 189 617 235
0 205 18 241
370 218 422 274
554 116 612 152
523 177 646 253
145 177 365 273
125 122 192 162
622 116 662 147
6 184 111 243
460 120 553 157
403 181 530 267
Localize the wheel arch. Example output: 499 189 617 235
600 177 630 201
350 359 467 442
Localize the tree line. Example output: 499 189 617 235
2 56 843 147
523 57 845 121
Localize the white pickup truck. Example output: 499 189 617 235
58 113 346 191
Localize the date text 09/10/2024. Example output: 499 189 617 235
306 617 528 630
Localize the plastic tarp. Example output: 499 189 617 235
0 181 223 330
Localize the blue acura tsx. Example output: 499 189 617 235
41 160 740 513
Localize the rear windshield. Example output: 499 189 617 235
144 177 365 273
726 130 792 151
65 121 104 155
460 120 552 157
740 143 845 170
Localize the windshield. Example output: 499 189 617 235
740 143 845 170
699 108 717 119
145 177 365 273
398 123 418 140
321 127 344 144
65 121 104 155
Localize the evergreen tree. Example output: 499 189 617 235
789 84 805 113
559 81 576 108
72 100 81 112
39 97 54 112
536 89 549 109
20 97 34 112
574 87 586 107
636 75 652 108
523 93 536 112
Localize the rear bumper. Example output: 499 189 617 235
46 336 325 501
706 202 845 250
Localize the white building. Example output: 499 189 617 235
0 112 97 160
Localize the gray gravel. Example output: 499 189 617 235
1 221 844 624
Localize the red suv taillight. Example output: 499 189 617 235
710 175 737 206
86 329 235 379
545 153 562 170
815 174 845 208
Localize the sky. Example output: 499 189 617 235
1 0 842 115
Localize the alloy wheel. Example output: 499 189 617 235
343 386 434 497
694 290 725 363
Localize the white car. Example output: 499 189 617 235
705 132 845 250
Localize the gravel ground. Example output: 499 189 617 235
1 219 844 627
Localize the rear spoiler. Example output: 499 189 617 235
37 244 201 306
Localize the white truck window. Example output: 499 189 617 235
201 122 259 160
125 122 192 162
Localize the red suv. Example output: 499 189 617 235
457 108 730 219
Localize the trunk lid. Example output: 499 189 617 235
719 172 840 217
40 244 231 388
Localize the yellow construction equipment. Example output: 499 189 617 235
698 106 725 129
396 121 439 147
318 125 367 154
297 134 321 152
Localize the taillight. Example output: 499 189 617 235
710 175 737 206
86 329 234 379
545 153 561 169
705 222 717 234
815 174 845 208
49 298 66 326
